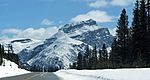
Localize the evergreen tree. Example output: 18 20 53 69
77 52 83 70
113 9 130 67
110 38 122 68
110 9 130 68
97 49 103 68
91 45 97 69
84 45 90 69
101 44 109 68
98 49 102 62
88 48 93 69
0 44 3 65
131 0 141 67
101 44 108 60
82 56 86 69
145 0 150 65
71 62 77 69
139 0 147 65
147 0 150 27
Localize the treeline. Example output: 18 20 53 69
0 44 19 66
110 0 150 68
71 0 150 69
70 44 110 69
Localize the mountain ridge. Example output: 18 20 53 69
0 19 114 71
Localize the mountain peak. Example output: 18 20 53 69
62 19 97 29
59 19 99 37
83 19 97 26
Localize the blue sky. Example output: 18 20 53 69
0 0 135 39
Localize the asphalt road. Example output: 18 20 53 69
0 72 63 80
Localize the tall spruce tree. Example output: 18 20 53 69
84 45 91 69
116 9 130 66
110 9 130 68
147 0 150 26
101 44 109 68
145 0 150 65
101 44 108 60
131 0 142 66
97 49 103 68
77 52 83 70
91 45 97 69
110 38 122 68
139 0 147 65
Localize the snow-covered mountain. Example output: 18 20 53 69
60 19 113 48
60 19 99 37
0 38 42 54
19 31 88 71
1 19 114 71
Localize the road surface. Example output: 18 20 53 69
0 72 63 80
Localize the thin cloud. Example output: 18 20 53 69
1 27 58 40
41 19 54 26
71 10 115 23
111 0 134 6
1 28 22 35
89 0 109 8
88 0 134 8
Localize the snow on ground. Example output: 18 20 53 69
1 58 150 80
0 59 30 78
55 69 150 80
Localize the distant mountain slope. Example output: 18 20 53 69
60 19 113 48
60 19 99 37
19 31 87 71
0 38 42 54
71 28 113 48
1 19 114 71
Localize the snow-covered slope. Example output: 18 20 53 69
0 38 42 54
19 31 87 71
55 69 150 80
0 59 30 78
60 19 113 48
0 19 114 71
18 19 114 71
60 19 99 37
71 28 113 48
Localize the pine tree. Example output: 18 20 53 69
131 0 141 67
110 9 130 68
88 49 93 69
101 44 109 68
77 52 83 70
146 0 150 28
82 56 86 69
145 0 150 65
84 45 90 69
91 45 97 69
101 44 108 60
139 0 147 65
110 38 122 68
114 9 130 67
97 49 103 68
